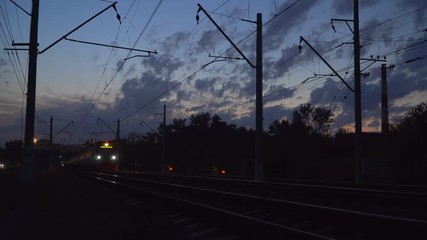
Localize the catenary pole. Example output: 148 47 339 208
49 116 53 171
162 105 166 172
381 64 389 134
196 4 263 180
255 13 263 181
354 0 363 184
21 0 39 184
116 119 120 140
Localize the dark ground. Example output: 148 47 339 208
0 167 188 240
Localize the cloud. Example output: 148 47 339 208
397 0 427 9
0 58 8 68
331 0 381 15
116 59 125 72
197 29 222 55
310 78 341 105
160 31 189 54
264 83 297 104
264 44 305 81
140 53 186 80
116 72 172 116
388 50 427 102
263 0 320 52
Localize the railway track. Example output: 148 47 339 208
83 171 427 239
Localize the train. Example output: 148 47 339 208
64 140 119 172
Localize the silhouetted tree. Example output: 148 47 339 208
3 140 23 164
170 118 187 133
291 103 334 136
268 119 290 136
389 101 427 183
189 112 211 129
392 101 427 134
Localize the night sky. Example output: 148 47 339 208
0 0 426 146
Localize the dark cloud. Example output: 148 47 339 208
115 71 175 121
332 0 381 15
116 59 125 72
360 19 398 55
0 58 8 68
141 53 185 79
397 0 427 9
193 76 219 92
264 84 296 103
388 68 427 101
310 78 341 105
160 31 189 53
387 44 427 101
8 1 425 145
263 0 320 52
264 44 303 81
197 29 222 55
24 94 122 143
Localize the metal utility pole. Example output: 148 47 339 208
354 0 363 184
155 105 166 172
380 64 389 134
301 1 363 184
14 0 120 183
21 0 39 184
254 13 263 181
196 4 263 180
116 119 120 140
49 116 53 171
162 105 166 172
49 116 53 144
116 118 120 171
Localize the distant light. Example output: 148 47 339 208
111 155 117 160
101 142 113 149
96 155 102 160
220 170 226 174
168 167 173 172
33 138 37 144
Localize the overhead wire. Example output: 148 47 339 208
7 1 424 142
70 0 168 142
303 5 427 125
119 0 232 123
122 1 427 130
110 0 310 127
123 0 305 122
70 1 140 142
0 2 26 95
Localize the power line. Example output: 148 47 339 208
70 0 164 142
118 1 232 123
122 0 306 124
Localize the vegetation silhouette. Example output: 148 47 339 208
1 102 426 184
118 101 427 184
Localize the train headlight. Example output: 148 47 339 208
111 155 117 161
96 155 102 160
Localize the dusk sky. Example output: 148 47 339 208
0 0 426 146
